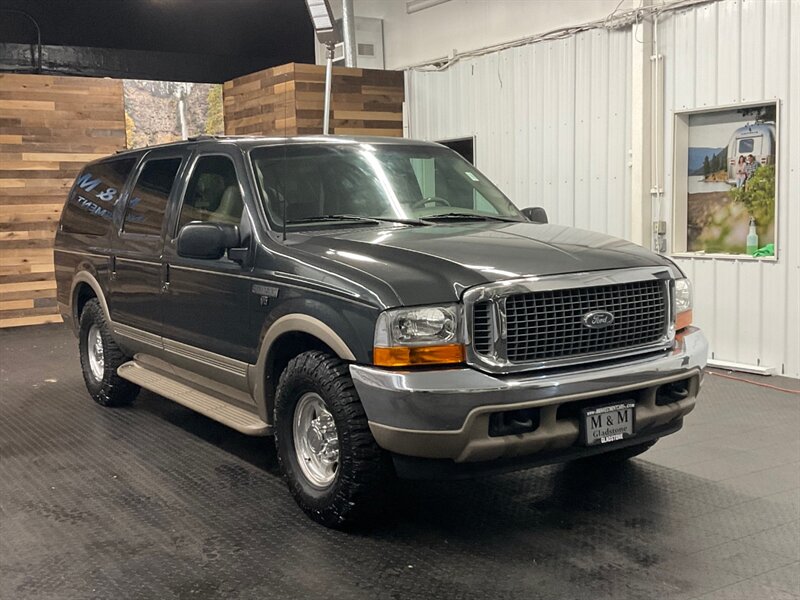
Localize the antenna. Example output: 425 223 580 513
282 67 288 242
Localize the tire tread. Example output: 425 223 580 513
274 350 392 528
78 299 139 407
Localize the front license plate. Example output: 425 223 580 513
582 402 635 446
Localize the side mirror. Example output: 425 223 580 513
521 207 548 224
176 222 240 260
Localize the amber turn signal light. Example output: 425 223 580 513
373 344 465 367
676 309 693 331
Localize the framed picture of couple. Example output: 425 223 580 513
672 100 778 259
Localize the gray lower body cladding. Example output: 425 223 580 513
390 421 683 480
349 327 708 466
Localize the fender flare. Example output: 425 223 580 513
70 270 111 324
249 314 357 422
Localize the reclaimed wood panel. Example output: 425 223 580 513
224 63 404 137
0 74 126 328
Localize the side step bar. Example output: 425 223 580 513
118 359 270 436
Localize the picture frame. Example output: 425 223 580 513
671 100 779 260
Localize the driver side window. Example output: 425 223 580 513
178 155 243 231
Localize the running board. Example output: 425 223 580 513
117 360 270 436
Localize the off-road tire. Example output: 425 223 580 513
583 440 657 464
78 298 139 407
274 351 393 528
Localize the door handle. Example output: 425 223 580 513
161 263 170 292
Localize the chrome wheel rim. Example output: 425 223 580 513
87 324 105 382
293 392 339 488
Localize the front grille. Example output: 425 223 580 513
503 280 667 363
473 301 493 355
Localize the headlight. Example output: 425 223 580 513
373 304 465 367
674 278 693 330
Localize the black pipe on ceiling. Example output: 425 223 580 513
0 8 42 72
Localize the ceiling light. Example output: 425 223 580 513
305 0 341 45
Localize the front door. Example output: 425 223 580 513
160 150 254 364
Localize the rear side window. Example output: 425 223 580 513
123 158 182 236
62 158 137 236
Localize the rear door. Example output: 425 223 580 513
109 149 188 334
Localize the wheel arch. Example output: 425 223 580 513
249 314 357 424
70 271 111 330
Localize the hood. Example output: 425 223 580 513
286 221 677 306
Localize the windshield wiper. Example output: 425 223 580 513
422 213 521 222
286 214 426 226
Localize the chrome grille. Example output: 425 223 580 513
472 301 493 355
502 280 668 363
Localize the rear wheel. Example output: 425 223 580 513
274 350 392 528
78 299 139 407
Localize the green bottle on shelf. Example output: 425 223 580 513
746 217 759 256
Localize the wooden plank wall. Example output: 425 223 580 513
224 63 404 137
0 64 399 329
222 63 297 136
0 74 126 328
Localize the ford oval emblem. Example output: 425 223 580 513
583 310 614 329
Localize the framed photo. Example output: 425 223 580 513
123 80 223 149
672 101 778 259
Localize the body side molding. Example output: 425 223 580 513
70 270 250 390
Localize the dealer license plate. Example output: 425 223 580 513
582 402 635 446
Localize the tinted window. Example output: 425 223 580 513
410 157 499 214
178 156 242 231
251 144 521 227
61 158 137 236
123 158 182 236
738 138 755 153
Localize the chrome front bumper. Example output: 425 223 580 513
350 327 708 463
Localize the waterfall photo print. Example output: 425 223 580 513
123 80 223 149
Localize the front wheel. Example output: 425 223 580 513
274 351 393 528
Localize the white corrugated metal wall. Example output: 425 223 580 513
406 27 633 240
659 0 799 377
405 0 799 377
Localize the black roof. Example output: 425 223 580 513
112 135 441 158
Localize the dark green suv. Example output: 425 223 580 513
55 136 707 527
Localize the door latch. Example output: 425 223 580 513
161 263 170 292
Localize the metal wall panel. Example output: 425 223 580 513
406 27 633 241
659 0 799 377
406 0 798 377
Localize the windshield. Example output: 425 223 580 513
250 143 523 227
